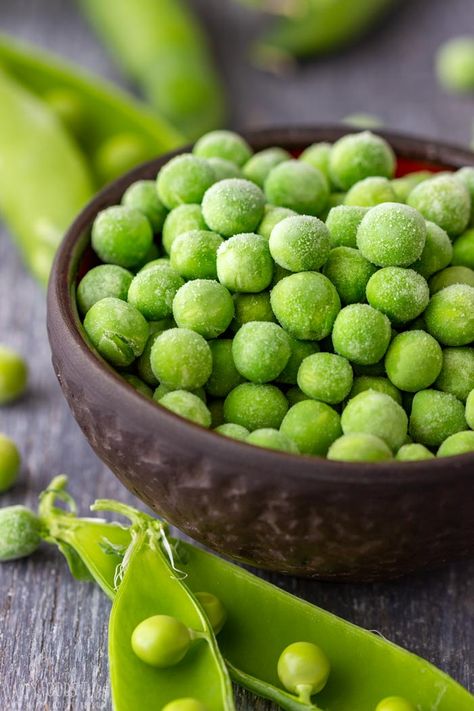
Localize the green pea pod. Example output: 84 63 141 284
77 0 226 139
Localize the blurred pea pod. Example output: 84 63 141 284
78 0 226 140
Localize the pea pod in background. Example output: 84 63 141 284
77 0 226 140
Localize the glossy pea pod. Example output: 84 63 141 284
77 0 226 140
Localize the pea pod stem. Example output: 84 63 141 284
227 661 322 710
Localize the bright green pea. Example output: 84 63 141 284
298 352 353 404
375 696 416 711
434 347 474 401
326 205 368 249
357 203 426 267
159 391 211 427
202 179 266 237
214 423 250 440
122 180 168 233
170 230 223 280
153 385 206 404
411 221 453 279
425 284 474 346
286 386 310 406
0 346 28 405
172 280 234 339
194 591 226 634
299 142 332 182
269 215 330 272
345 176 397 207
162 204 208 255
280 400 342 456
332 304 391 365
407 174 471 238
128 265 184 321
437 430 474 457
243 147 291 188
452 228 474 269
131 615 191 668
207 157 242 181
76 264 133 316
91 205 153 268
0 434 20 493
327 433 392 462
162 699 208 711
409 389 466 447
429 265 474 294
277 337 319 386
151 328 212 390
193 130 252 167
396 443 434 461
136 320 174 387
323 246 377 304
264 160 329 216
391 171 432 202
257 204 296 240
217 233 273 293
232 321 291 383
246 428 298 453
366 268 429 325
224 383 288 431
342 390 407 451
0 506 42 561
329 131 395 191
231 292 276 331
277 641 330 703
206 340 242 398
83 297 149 367
157 154 216 210
349 376 402 405
139 258 171 273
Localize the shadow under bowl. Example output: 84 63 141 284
47 126 474 582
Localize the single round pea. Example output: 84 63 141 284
257 205 297 240
139 257 170 273
396 443 434 461
349 376 402 405
411 221 453 279
466 389 474 429
94 132 152 183
277 642 330 699
269 215 330 272
131 615 191 668
345 176 397 207
224 383 288 431
91 205 153 268
425 284 474 346
162 699 208 711
409 389 467 446
231 292 276 331
0 346 28 405
173 280 234 339
436 36 474 93
271 272 341 341
232 321 291 383
243 147 291 188
342 390 408 451
246 428 299 453
366 267 429 324
434 347 474 401
357 203 426 267
407 174 471 238
327 433 392 462
122 374 153 399
326 205 368 248
277 337 319 385
392 171 432 202
157 154 215 210
386 332 420 387
323 246 377 304
0 506 42 561
438 430 474 457
452 228 474 269
202 179 265 237
150 328 212 389
170 230 223 280
332 304 391 365
206 340 242 397
159 390 211 428
194 591 226 634
216 233 273 293
137 320 174 386
77 264 133 316
162 204 208 255
280 400 342 456
299 142 332 182
122 180 168 233
375 696 416 711
153 384 206 404
194 130 252 167
84 297 149 367
0 434 20 493
207 157 242 181
264 160 329 216
329 131 395 191
429 265 474 293
214 423 250 440
128 265 184 320
297 353 353 404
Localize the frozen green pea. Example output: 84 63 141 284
217 233 273 293
0 346 28 405
246 428 298 453
264 160 329 216
159 390 211 427
375 696 416 711
425 284 474 346
136 320 174 386
366 267 429 324
466 389 474 428
122 374 153 399
207 157 242 181
332 304 391 365
84 297 149 367
286 386 310 406
384 331 443 392
298 352 353 404
224 383 288 431
138 257 171 273
128 265 184 320
280 400 342 456
94 132 151 183
345 177 397 207
329 131 395 191
0 434 20 493
320 192 347 221
76 264 133 316
162 204 208 255
232 321 291 383
407 174 471 238
271 272 341 341
214 422 249 440
349 376 402 405
436 36 474 93
193 130 252 167
173 280 234 338
206 340 242 397
341 390 407 451
269 215 330 272
162 699 208 711
326 205 368 249
412 221 453 279
323 246 377 304
327 433 392 462
396 443 434 461
456 166 474 207
150 328 212 390
153 384 206 403
452 228 474 269
429 265 474 293
277 337 319 386
122 180 168 233
391 171 432 202
409 389 466 446
202 179 265 237
438 431 474 457
0 506 42 561
434 347 474 401
257 204 297 241
91 205 153 268
208 398 225 427
299 142 332 182
357 203 426 267
243 147 290 187
231 292 276 331
170 230 223 280
157 154 216 210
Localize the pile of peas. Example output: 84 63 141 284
78 129 474 463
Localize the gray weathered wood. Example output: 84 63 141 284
0 0 473 709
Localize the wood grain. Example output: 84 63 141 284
0 1 473 709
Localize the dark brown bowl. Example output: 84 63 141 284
47 126 474 582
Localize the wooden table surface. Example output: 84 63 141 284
0 1 473 709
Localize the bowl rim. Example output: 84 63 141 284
47 124 474 486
